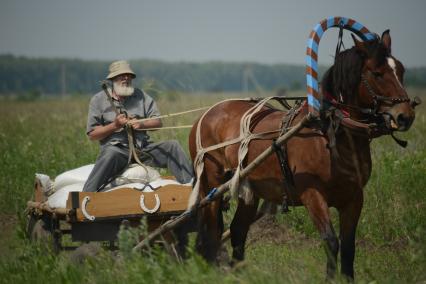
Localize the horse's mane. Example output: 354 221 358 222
321 36 389 105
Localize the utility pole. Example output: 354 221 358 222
242 66 249 93
61 63 66 97
242 65 264 96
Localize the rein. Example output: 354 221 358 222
131 96 306 131
131 106 210 126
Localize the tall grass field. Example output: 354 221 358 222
0 89 425 283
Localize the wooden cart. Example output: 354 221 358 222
26 177 192 252
26 113 310 253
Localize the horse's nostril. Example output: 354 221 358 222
397 114 413 129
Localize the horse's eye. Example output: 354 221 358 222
371 71 383 78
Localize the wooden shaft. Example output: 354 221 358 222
273 96 307 100
27 201 71 216
132 113 315 252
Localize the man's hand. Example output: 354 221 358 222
88 113 129 141
128 117 162 130
114 114 128 129
128 118 143 130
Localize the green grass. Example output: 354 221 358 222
0 89 425 283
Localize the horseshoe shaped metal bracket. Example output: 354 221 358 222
81 196 95 221
140 193 160 214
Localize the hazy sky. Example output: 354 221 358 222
1 0 425 67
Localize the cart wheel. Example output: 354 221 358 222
26 214 62 253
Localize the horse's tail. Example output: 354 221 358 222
187 176 199 209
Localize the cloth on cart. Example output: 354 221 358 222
35 164 186 209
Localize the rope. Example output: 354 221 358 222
134 125 194 131
133 96 306 132
188 98 245 208
229 97 276 200
126 127 148 170
131 106 210 124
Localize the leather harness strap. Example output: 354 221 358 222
272 140 293 213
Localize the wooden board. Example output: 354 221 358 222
66 185 192 222
34 179 46 203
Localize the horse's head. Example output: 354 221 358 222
354 30 417 132
323 30 418 133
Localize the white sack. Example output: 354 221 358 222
54 164 94 191
47 183 85 209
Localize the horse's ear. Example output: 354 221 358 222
381 29 392 54
351 34 367 53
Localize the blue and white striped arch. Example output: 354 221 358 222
306 17 376 115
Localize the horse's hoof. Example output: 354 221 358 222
222 199 230 211
229 260 247 271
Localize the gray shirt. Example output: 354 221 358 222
86 88 160 148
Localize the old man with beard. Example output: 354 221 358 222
83 60 194 192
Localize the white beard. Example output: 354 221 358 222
113 81 134 97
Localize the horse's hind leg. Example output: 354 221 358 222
173 211 197 259
195 159 225 262
197 200 223 262
230 197 259 263
301 188 339 279
338 192 363 280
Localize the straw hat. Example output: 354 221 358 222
106 60 136 80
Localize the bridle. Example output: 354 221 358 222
325 70 411 122
321 68 418 146
361 71 410 107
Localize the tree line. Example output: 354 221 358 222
1 55 425 96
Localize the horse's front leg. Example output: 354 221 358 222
338 190 363 280
301 188 339 279
230 196 259 263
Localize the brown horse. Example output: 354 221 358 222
188 30 417 280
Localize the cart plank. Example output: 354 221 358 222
66 185 191 221
34 179 46 203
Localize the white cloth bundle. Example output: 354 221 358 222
36 164 183 209
53 164 95 190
